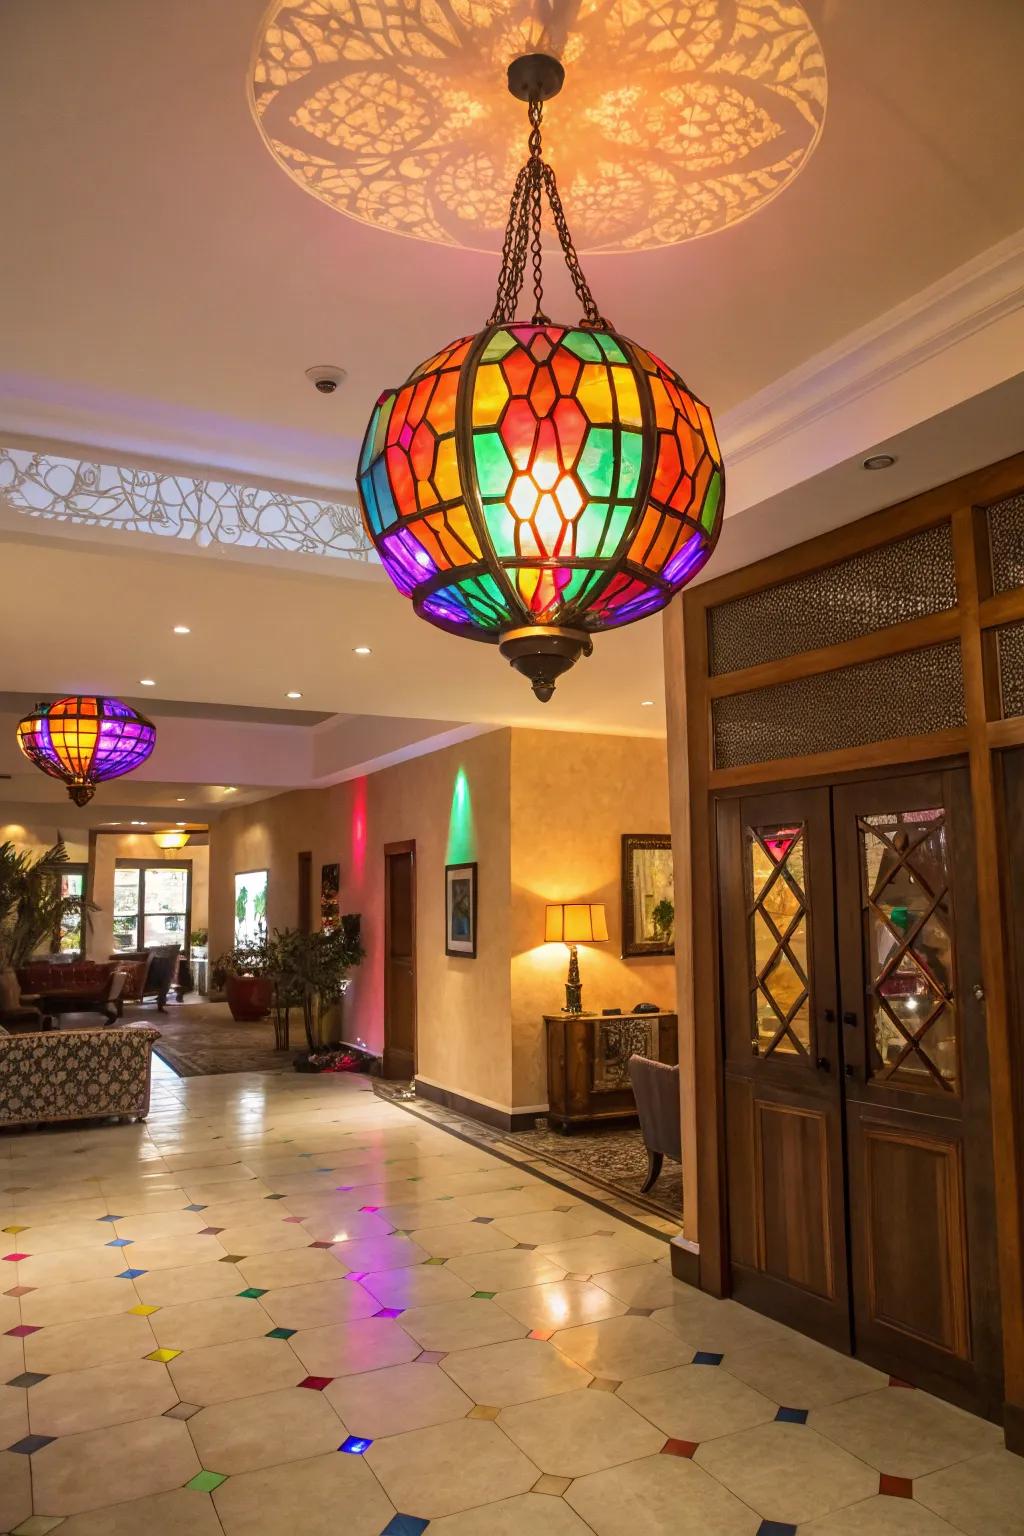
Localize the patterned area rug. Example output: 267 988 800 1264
502 1120 683 1218
117 1000 295 1077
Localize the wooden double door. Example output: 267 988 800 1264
717 766 1002 1417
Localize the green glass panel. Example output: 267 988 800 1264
595 332 628 364
578 427 616 497
576 501 610 559
474 431 514 496
600 504 632 556
480 573 512 617
559 569 591 604
563 331 603 363
482 329 517 362
359 404 380 474
619 430 644 499
485 504 518 558
702 468 722 531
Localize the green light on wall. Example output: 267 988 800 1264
446 767 475 864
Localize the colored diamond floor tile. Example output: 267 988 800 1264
0 1059 1020 1535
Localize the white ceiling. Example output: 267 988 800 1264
1 0 1023 816
2 0 1024 477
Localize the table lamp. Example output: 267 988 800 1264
545 902 609 1014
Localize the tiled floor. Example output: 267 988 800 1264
2 1063 1023 1535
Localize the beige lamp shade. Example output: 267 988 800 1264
545 903 609 945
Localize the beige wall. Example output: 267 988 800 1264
209 731 514 1110
509 730 676 1107
89 835 209 959
209 726 675 1115
0 819 89 862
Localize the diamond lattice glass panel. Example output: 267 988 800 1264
858 809 958 1091
997 621 1024 718
988 490 1024 594
747 825 811 1057
708 525 957 676
713 642 965 770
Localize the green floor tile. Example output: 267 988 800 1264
187 1470 227 1492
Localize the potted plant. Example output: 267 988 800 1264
189 927 208 957
651 897 675 944
266 917 364 1064
0 836 95 983
211 926 273 1021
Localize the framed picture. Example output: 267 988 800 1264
320 862 340 932
621 835 674 957
234 869 268 945
445 862 477 958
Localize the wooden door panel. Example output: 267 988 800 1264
858 1120 970 1358
718 788 850 1350
834 768 1001 1415
384 846 416 1080
756 1101 836 1299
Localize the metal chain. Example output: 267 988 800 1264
488 88 611 330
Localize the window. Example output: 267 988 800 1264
55 865 87 957
114 864 191 953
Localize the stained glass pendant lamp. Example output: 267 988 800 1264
16 696 157 806
358 53 725 701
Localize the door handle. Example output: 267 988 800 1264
816 1056 831 1072
842 1011 858 1027
844 1063 856 1079
823 1008 836 1024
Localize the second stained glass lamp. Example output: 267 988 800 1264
358 53 724 700
16 696 157 806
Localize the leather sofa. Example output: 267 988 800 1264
0 1023 161 1127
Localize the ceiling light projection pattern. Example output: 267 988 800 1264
358 53 724 699
251 0 826 252
16 697 157 807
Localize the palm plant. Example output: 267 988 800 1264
0 838 94 972
269 920 364 1054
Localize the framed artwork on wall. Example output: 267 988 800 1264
234 869 268 945
321 862 340 932
621 835 674 957
445 862 477 958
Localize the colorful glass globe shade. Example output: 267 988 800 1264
358 321 724 696
16 696 157 806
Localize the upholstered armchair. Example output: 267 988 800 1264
628 1054 682 1193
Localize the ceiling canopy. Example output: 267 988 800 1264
250 0 827 252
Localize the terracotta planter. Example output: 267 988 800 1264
225 974 273 1022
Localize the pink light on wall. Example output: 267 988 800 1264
351 777 368 883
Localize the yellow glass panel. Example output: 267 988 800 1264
575 365 613 423
433 437 462 503
753 909 776 974
473 364 509 425
611 366 642 427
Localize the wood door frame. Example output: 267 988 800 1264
384 840 417 1080
668 448 1024 1446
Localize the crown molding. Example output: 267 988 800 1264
719 226 1024 466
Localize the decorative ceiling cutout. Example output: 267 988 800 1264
249 0 828 253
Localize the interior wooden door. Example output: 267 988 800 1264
834 768 1002 1415
717 788 851 1349
383 842 416 1080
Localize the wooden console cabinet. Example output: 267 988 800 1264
544 1011 678 1132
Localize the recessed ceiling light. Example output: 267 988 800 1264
175 821 186 827
139 678 156 686
286 690 303 700
130 820 147 826
172 625 191 635
353 646 372 656
176 797 186 803
224 786 237 793
863 453 897 471
640 699 656 707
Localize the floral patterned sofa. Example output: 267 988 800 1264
0 1024 161 1128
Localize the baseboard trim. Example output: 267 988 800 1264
1003 1401 1024 1456
668 1234 700 1286
413 1078 538 1132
